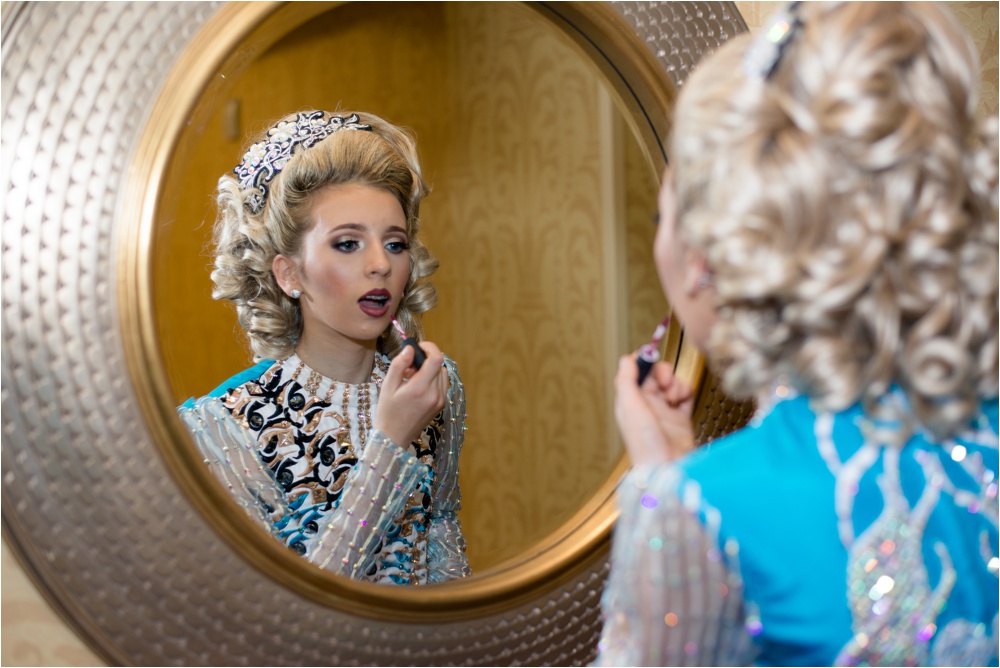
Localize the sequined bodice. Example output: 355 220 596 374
179 351 471 586
220 353 440 584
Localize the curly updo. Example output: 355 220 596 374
211 110 438 361
671 2 998 440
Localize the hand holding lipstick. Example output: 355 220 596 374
614 352 695 466
374 339 450 447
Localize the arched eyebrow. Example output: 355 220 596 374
328 223 367 233
327 223 407 236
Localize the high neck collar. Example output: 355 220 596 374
285 351 389 388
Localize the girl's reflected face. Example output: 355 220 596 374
293 183 410 347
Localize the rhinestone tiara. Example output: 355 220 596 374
234 110 372 214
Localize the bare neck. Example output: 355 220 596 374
294 331 378 384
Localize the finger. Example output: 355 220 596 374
614 356 637 423
615 354 647 411
669 387 696 415
417 340 443 362
408 341 445 387
384 345 414 388
616 352 640 388
650 360 677 389
650 362 693 408
665 377 694 407
646 366 690 413
614 356 674 466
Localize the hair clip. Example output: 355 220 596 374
234 110 373 214
743 1 802 80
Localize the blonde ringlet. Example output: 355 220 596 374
211 110 438 362
671 2 998 440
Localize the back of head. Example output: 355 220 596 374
211 110 438 361
670 2 998 439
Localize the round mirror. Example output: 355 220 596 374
152 0 667 576
125 0 692 621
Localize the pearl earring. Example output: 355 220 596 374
290 289 302 299
686 273 714 295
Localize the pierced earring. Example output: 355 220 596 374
686 272 714 295
290 289 302 299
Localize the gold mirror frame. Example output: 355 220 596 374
2 2 750 664
122 0 685 623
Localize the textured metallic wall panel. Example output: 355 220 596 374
612 0 749 87
1 2 747 664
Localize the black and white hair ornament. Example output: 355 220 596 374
234 110 373 214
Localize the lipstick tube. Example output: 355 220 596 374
636 344 659 385
401 338 426 370
392 317 426 370
636 315 670 386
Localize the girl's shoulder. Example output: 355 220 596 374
179 359 277 410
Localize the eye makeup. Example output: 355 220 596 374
636 314 671 385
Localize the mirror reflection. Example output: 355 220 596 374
177 108 472 585
153 1 665 575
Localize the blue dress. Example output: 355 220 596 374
595 390 998 666
178 352 471 585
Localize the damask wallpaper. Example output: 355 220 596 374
3 2 997 666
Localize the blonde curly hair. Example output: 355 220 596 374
211 110 438 361
671 2 998 440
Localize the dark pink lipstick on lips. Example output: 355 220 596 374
358 288 391 317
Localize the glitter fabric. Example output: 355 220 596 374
594 468 756 666
178 353 471 584
594 391 998 666
824 399 1000 666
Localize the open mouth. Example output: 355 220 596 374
358 289 391 316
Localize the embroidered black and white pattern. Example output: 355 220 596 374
222 354 441 584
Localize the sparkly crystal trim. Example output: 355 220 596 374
177 354 472 583
595 466 756 666
814 396 1000 666
234 110 372 214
